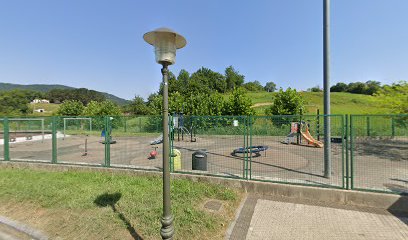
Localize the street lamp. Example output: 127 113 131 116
143 27 187 240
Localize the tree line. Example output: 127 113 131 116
329 80 382 95
0 66 405 116
125 66 278 116
0 88 107 115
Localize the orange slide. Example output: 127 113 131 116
300 129 324 148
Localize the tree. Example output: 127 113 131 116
124 95 151 115
365 80 381 95
224 88 254 115
177 69 190 86
264 82 277 92
375 81 408 113
57 100 85 116
83 101 122 116
147 93 163 115
330 82 348 92
308 85 322 92
347 82 367 94
189 67 227 94
243 81 264 92
225 66 245 91
265 88 305 115
0 89 43 115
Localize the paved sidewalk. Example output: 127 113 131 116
228 194 408 240
0 216 48 240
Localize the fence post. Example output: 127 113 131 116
366 116 370 136
242 117 247 179
249 115 252 180
349 115 354 189
4 118 10 161
52 117 57 164
104 116 111 167
344 115 349 189
391 117 395 138
317 109 320 141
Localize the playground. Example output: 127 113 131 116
2 128 406 193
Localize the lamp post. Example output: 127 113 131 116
143 27 187 240
323 0 331 178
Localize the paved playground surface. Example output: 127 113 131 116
1 133 407 193
228 194 408 240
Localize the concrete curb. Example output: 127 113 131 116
0 215 48 240
1 161 407 213
225 194 248 240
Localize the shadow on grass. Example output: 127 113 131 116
94 192 144 240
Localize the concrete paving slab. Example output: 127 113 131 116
246 199 408 240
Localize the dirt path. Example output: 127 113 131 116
251 102 272 108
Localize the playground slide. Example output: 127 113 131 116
300 130 324 148
150 134 163 145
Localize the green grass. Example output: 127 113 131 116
245 91 392 115
30 103 60 116
0 168 241 239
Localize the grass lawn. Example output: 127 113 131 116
245 91 392 115
30 103 60 116
0 168 242 239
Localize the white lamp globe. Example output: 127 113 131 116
143 27 187 65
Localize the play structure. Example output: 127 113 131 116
100 130 117 144
284 122 323 148
148 146 158 159
150 113 197 145
173 113 196 142
150 134 163 145
232 145 269 157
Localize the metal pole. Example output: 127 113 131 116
323 0 332 178
391 117 395 138
160 63 174 240
317 109 320 141
104 116 110 167
4 118 10 161
52 117 57 164
41 119 44 143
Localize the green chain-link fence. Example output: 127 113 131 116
350 114 408 194
172 115 248 179
249 115 345 188
0 114 407 194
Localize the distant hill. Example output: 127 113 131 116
0 82 130 105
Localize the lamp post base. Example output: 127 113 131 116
160 215 174 240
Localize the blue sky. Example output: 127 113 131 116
0 0 407 100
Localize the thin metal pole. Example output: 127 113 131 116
4 118 10 161
41 119 44 143
160 63 174 240
323 0 332 178
104 116 110 167
52 117 57 164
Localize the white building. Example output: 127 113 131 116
31 99 50 104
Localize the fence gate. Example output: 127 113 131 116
350 114 408 194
